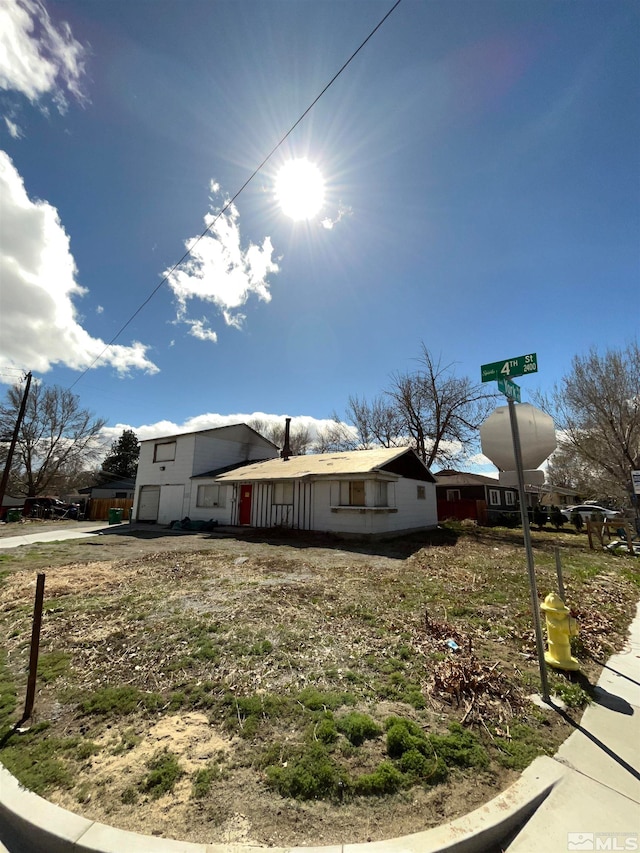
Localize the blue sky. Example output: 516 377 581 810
1 0 638 468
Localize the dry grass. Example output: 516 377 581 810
0 523 638 846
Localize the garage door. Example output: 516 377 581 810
158 484 185 525
137 486 160 522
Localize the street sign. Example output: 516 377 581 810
481 353 538 383
498 377 521 402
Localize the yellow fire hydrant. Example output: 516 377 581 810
541 592 580 671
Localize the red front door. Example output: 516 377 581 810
238 485 252 525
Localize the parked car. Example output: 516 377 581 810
565 504 622 523
22 497 78 519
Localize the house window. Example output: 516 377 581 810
417 486 426 500
505 491 516 506
197 484 225 508
154 441 176 462
374 481 388 507
115 492 127 499
446 489 461 502
340 481 365 506
272 482 294 505
489 489 500 506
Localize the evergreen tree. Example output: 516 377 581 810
99 429 140 482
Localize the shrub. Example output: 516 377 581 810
337 712 382 746
265 742 348 801
353 761 405 795
141 750 185 798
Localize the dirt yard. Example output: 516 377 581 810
0 519 637 847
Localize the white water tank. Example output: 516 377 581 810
480 403 556 471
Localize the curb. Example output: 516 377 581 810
0 757 565 853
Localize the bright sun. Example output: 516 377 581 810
275 158 325 221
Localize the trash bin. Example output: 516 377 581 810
7 509 21 522
108 508 123 525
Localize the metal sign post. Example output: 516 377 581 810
507 396 550 703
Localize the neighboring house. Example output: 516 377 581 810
538 484 582 508
132 424 279 525
435 470 530 525
211 446 437 538
79 478 136 501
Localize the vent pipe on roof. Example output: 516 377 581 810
281 417 292 461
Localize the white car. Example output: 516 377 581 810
565 504 622 523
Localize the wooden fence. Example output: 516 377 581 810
88 498 134 522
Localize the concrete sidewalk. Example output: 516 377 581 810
505 602 640 853
0 522 123 550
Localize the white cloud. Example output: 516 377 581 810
4 117 23 138
321 202 352 230
165 191 279 337
0 0 86 106
187 319 218 343
0 151 159 380
101 412 348 445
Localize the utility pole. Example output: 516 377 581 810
0 372 32 508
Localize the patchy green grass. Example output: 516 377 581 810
140 749 185 799
78 686 164 716
37 651 71 683
0 725 99 795
0 525 637 845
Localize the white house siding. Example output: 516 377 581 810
186 482 234 525
316 478 436 536
227 481 314 529
133 426 278 524
220 477 437 537
393 477 438 530
133 434 197 522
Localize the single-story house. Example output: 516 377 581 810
210 446 437 538
132 424 279 525
79 478 136 500
538 484 582 507
435 469 537 525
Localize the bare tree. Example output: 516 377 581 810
0 381 106 496
312 416 358 453
386 345 495 468
247 418 311 456
536 342 640 504
346 395 406 449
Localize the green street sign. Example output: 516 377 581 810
481 353 537 383
498 377 521 402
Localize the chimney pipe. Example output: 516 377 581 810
281 417 292 461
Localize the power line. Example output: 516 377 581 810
68 0 403 391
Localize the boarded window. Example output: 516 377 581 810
197 484 225 508
446 489 461 502
340 481 365 506
272 482 294 504
505 491 516 506
374 481 388 507
489 489 500 506
154 441 176 462
417 486 426 500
